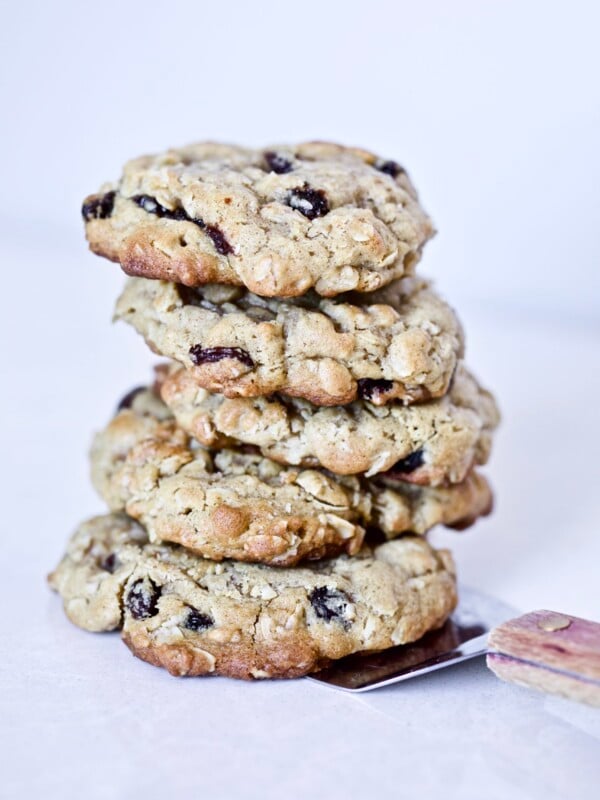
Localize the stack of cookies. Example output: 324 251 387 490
49 142 499 680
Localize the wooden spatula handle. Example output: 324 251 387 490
486 610 600 707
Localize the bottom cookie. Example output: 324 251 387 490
49 514 458 680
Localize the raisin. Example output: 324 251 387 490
309 587 351 624
132 195 232 255
81 191 116 221
133 194 193 222
100 553 118 573
389 449 425 474
375 160 405 179
169 206 191 222
184 607 214 632
264 151 294 174
132 194 170 216
125 578 161 620
286 184 329 219
205 224 233 255
116 385 146 411
189 345 254 368
357 379 394 401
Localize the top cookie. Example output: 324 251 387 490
82 141 434 298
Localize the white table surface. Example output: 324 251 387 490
1 218 599 799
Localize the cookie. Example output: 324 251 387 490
159 361 499 483
49 513 457 679
115 275 463 406
82 141 434 298
89 387 493 566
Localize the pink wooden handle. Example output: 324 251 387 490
486 610 600 707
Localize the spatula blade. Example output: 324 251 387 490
307 586 514 692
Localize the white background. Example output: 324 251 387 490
1 2 599 798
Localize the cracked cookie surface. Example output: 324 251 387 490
89 387 493 566
83 141 434 298
160 361 499 483
115 275 463 406
49 513 457 679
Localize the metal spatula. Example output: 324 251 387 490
308 587 600 707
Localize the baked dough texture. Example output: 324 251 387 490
49 513 457 679
83 141 434 298
89 387 493 566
